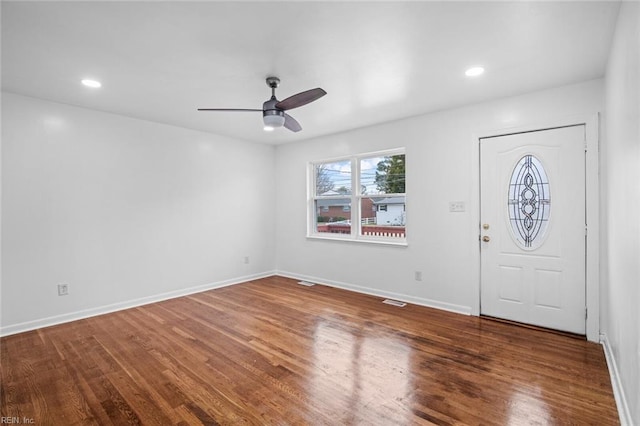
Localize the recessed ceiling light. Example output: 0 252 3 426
465 67 485 77
81 79 102 88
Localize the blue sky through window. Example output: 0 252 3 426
316 153 405 196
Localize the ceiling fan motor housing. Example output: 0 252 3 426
263 98 284 118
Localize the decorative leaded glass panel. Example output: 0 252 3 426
507 155 551 249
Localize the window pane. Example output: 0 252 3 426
315 199 351 234
360 154 405 195
315 160 351 196
360 197 406 239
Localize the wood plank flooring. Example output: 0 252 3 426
1 276 619 425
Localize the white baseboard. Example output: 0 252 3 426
276 270 472 316
601 333 633 425
0 271 276 337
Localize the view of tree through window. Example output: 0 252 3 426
315 164 335 194
375 154 405 194
310 150 406 242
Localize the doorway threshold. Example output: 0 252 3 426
480 315 586 340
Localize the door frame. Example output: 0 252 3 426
471 114 600 342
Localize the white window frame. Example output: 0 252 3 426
307 148 407 246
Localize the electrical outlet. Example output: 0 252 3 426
58 284 69 296
414 271 423 281
244 256 250 264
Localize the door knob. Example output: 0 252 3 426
482 236 491 242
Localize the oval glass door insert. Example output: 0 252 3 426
507 155 551 250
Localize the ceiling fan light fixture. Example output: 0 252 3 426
263 112 285 131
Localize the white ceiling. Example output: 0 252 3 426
1 1 620 145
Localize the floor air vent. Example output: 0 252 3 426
382 299 406 307
297 281 316 287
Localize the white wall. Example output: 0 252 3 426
275 79 603 315
602 2 640 424
1 93 276 334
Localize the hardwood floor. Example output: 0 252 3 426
1 276 618 425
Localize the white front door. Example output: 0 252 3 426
480 125 586 334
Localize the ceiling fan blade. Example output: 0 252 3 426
197 108 262 112
284 113 302 132
275 88 326 111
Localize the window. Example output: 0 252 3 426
309 149 406 243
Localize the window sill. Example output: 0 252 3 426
306 234 408 247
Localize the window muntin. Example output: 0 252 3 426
310 150 406 243
507 154 551 250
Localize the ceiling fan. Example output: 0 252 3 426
198 77 326 133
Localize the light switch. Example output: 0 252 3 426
449 201 466 212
